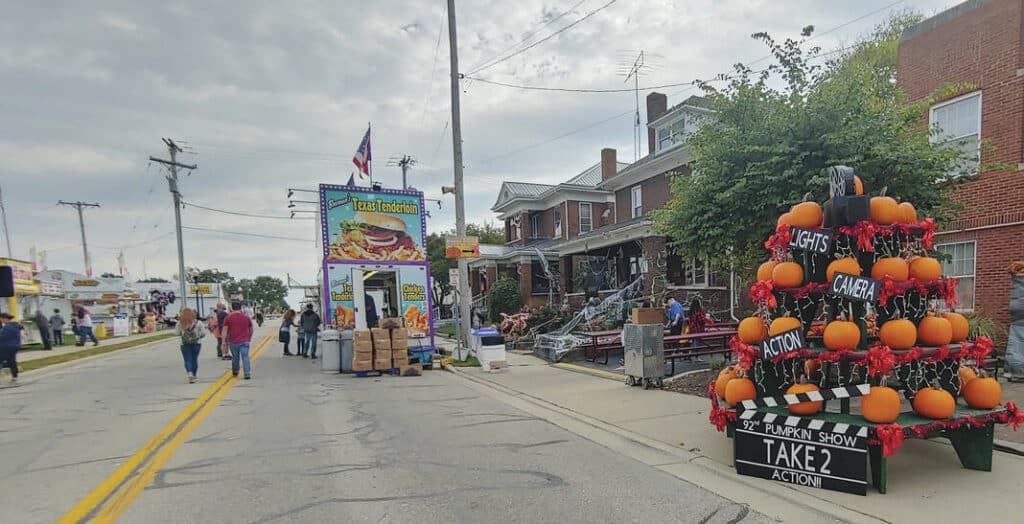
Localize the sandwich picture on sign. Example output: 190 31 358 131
329 211 426 261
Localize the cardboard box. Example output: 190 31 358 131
374 359 394 370
353 330 373 343
371 327 390 339
374 349 392 361
631 308 665 325
392 355 410 368
354 340 374 353
380 317 404 329
353 358 373 372
373 339 391 351
354 350 374 361
390 331 409 350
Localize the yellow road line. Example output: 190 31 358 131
554 362 624 381
58 334 273 524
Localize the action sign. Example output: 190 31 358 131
787 226 833 255
762 327 805 361
445 236 480 259
829 272 881 302
734 412 868 495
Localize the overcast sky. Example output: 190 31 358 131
1 0 954 304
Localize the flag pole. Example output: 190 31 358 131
367 122 373 187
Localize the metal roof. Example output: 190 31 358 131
562 161 630 187
503 181 555 197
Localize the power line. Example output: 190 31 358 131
419 7 447 126
466 0 617 76
182 201 297 220
466 0 589 74
463 75 699 93
94 231 175 250
182 226 311 242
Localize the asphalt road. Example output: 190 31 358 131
1 325 769 523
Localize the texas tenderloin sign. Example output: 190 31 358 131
787 226 833 255
828 272 882 302
734 412 868 495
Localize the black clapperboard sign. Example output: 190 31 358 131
734 410 869 495
828 272 881 303
787 226 833 255
761 327 805 361
829 165 856 198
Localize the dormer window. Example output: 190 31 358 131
654 111 704 152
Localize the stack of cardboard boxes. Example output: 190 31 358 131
372 328 392 370
351 326 412 374
353 330 374 372
391 328 409 368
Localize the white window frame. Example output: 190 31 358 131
630 185 643 218
553 207 562 239
683 258 710 288
530 213 541 238
579 202 592 234
935 240 976 312
929 91 982 179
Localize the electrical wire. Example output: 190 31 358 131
182 226 312 242
462 76 699 93
182 201 298 220
419 7 447 126
94 231 175 251
466 0 589 74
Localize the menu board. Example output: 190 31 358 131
320 185 427 263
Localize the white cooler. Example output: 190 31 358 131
472 328 506 371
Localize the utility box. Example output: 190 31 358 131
623 323 665 389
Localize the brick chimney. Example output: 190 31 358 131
600 148 617 182
646 92 668 154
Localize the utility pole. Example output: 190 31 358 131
387 155 417 190
57 200 101 275
0 185 12 257
447 0 472 351
149 138 197 303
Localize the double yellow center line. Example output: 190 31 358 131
58 334 273 524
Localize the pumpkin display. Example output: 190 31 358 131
756 260 777 282
790 201 823 228
917 313 953 346
871 257 909 281
772 261 804 288
769 316 802 336
943 312 970 342
963 372 1002 409
826 257 861 282
738 317 768 344
862 385 901 423
897 202 918 224
913 383 956 419
879 319 917 349
724 377 757 407
870 194 900 225
786 376 822 415
714 366 739 399
958 366 978 389
908 256 942 281
823 319 860 350
853 175 864 195
777 212 794 227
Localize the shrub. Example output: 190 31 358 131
489 278 522 322
526 306 562 334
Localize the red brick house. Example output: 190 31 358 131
897 0 1024 330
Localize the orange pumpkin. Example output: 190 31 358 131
862 385 901 423
909 257 942 281
871 257 909 281
853 175 864 195
897 202 918 224
870 195 900 225
777 212 795 227
918 313 953 346
958 366 978 389
963 373 1002 409
772 261 804 288
769 316 802 336
943 312 970 342
725 377 757 407
913 383 956 419
786 376 822 415
714 366 739 399
756 260 777 282
790 201 823 228
823 319 860 350
738 317 768 344
879 319 917 349
826 257 861 282
804 358 819 380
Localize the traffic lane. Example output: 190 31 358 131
0 326 275 524
120 361 770 523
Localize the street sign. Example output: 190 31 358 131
449 268 460 287
445 236 480 258
734 413 868 495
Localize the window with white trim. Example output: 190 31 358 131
936 241 976 311
553 207 562 238
683 258 709 287
530 213 541 238
579 202 592 233
631 185 643 218
654 111 705 152
930 92 981 179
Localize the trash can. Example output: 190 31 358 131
320 329 341 373
340 329 354 373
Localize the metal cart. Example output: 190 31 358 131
623 323 665 389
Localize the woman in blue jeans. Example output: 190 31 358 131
174 308 207 383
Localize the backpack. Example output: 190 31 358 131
181 325 201 345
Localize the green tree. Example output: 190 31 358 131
488 278 521 322
192 268 233 283
100 273 122 278
136 277 170 283
653 16 971 270
427 233 454 314
466 221 504 244
223 276 289 311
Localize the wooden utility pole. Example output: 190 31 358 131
57 200 101 275
150 138 197 302
447 0 472 350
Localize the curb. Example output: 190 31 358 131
444 365 885 524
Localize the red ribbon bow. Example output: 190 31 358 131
749 280 778 309
874 423 905 457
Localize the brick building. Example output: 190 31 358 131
897 0 1024 331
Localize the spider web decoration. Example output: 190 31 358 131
535 276 644 360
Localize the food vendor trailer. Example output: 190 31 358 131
319 184 436 364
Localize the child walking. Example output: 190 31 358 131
175 308 207 383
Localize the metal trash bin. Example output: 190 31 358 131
340 329 354 373
623 323 665 389
320 329 341 373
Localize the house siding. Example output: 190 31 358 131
614 173 672 222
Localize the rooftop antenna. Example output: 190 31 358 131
622 51 646 162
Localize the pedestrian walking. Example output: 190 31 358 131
1005 262 1024 382
299 304 322 360
76 307 99 347
666 297 685 336
214 303 230 360
0 313 23 384
280 309 296 356
296 329 306 357
255 311 264 327
34 309 52 350
221 302 254 379
49 309 65 346
174 308 207 383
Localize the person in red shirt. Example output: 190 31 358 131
220 302 254 379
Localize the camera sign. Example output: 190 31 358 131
828 272 881 303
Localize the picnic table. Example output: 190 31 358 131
578 329 624 365
663 330 737 375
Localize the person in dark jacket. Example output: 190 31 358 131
299 304 322 359
50 309 66 346
34 310 52 350
0 313 23 383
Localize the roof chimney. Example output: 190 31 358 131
646 92 668 154
600 148 617 181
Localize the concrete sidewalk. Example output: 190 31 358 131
449 351 1024 523
18 330 174 363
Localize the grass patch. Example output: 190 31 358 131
435 324 457 338
447 355 480 367
20 333 176 373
